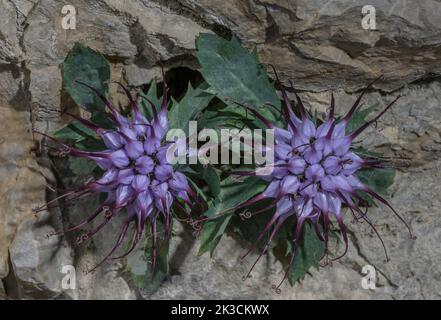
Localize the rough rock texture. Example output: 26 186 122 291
0 105 46 284
0 0 24 64
0 0 440 299
177 0 441 91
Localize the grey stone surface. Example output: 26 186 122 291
8 218 73 299
0 0 440 299
0 105 45 280
0 0 24 64
0 280 6 299
177 0 441 91
59 196 137 300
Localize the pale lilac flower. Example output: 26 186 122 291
34 76 197 272
235 72 415 291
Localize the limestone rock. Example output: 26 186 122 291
0 0 24 64
102 0 210 86
59 196 137 300
0 105 44 280
178 0 267 43
0 280 6 299
176 0 441 91
8 218 74 299
0 103 74 299
0 65 26 107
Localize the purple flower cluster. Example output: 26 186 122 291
35 78 196 272
237 74 415 290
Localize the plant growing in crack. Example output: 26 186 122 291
194 33 415 291
34 34 415 295
34 44 207 291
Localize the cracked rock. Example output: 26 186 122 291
0 0 24 64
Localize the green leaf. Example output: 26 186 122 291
90 110 115 129
198 103 268 134
126 222 170 295
356 167 395 196
345 104 378 134
53 119 106 152
187 176 209 202
56 44 113 149
63 43 111 114
174 164 220 200
168 82 214 132
54 120 96 143
276 221 324 284
230 206 274 246
68 157 97 176
198 214 232 257
351 146 396 203
199 164 221 198
198 176 267 256
204 176 267 218
196 34 281 126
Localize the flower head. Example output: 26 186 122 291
235 71 415 291
34 75 197 272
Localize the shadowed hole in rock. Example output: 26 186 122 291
142 67 204 101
